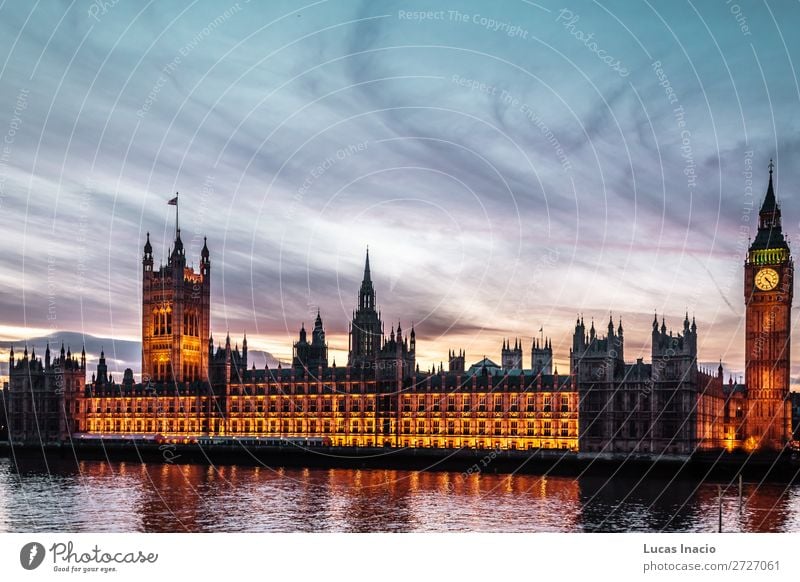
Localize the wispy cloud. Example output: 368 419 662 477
0 1 798 381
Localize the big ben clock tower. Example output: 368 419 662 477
744 160 794 450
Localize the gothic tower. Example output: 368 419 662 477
448 349 465 373
501 338 523 372
292 310 329 371
348 248 383 369
141 198 211 383
531 337 553 375
744 161 794 449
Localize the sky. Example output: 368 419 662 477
0 0 799 385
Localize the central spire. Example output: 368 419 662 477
358 246 375 311
363 246 371 283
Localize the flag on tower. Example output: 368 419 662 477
167 194 178 205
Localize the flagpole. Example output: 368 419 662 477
175 192 179 236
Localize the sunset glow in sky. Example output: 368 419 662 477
0 1 799 385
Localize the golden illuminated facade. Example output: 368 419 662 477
76 367 578 450
53 233 578 451
141 221 211 384
2 163 792 455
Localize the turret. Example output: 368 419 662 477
200 236 210 277
95 348 108 386
143 232 153 271
532 335 553 375
172 229 184 259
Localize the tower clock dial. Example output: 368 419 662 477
755 267 779 291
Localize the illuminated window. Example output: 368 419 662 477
543 395 552 412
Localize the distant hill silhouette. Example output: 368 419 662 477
0 331 283 379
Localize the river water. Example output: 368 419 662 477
0 456 798 532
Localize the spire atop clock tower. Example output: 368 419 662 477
749 160 788 256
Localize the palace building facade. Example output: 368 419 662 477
2 163 793 454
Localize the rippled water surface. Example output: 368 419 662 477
1 457 799 532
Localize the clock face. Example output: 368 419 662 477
755 267 779 291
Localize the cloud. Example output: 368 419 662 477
0 1 798 380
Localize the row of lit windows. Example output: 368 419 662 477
84 429 575 453
81 393 576 415
400 393 572 412
226 383 574 396
399 419 575 437
83 423 577 451
84 417 576 438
